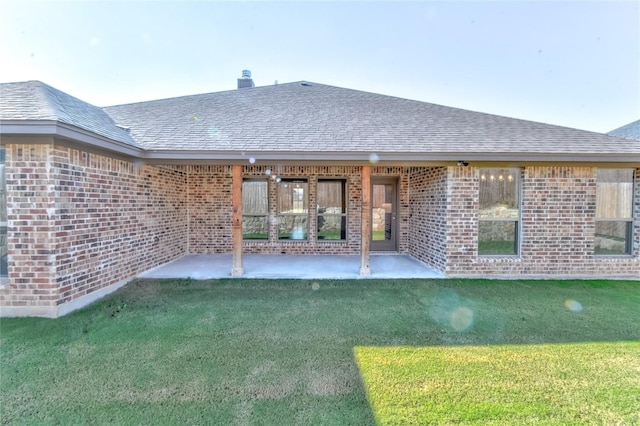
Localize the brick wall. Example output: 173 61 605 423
2 159 417 315
445 165 480 273
407 167 448 271
520 167 595 274
446 166 640 277
0 144 57 310
187 165 233 253
53 146 188 304
0 143 188 313
2 153 637 317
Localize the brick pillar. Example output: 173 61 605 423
0 144 58 317
360 166 371 275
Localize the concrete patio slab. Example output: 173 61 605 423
138 254 444 280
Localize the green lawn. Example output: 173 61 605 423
242 232 268 240
478 240 516 255
356 343 639 425
316 230 345 240
372 230 385 241
1 279 639 425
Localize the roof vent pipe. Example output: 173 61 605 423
238 70 255 89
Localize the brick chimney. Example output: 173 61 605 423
237 70 254 89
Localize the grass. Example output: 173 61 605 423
478 240 516 255
316 230 345 240
356 343 639 425
242 233 268 240
371 230 385 241
1 279 639 425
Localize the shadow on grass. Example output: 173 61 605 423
1 278 638 424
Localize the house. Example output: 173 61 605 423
609 119 640 141
1 75 638 317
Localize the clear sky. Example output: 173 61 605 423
1 0 638 133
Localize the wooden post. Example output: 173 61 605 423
231 164 244 276
360 166 371 276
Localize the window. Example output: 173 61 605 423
1 148 6 277
478 168 520 255
317 179 347 240
278 179 308 240
595 169 634 255
242 180 269 240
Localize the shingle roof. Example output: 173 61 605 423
104 82 639 156
608 119 640 141
0 81 140 147
1 80 638 161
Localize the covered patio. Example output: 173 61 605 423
138 254 443 280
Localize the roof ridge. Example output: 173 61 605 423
10 81 142 147
608 119 640 141
37 81 74 124
104 80 314 109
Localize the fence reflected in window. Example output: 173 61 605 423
317 180 346 240
596 169 633 255
242 180 269 240
278 179 308 240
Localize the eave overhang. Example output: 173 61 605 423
141 149 640 165
2 120 639 166
0 120 143 157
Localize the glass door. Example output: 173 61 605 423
371 178 397 251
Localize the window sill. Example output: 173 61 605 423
594 254 635 260
243 239 348 244
478 255 521 261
